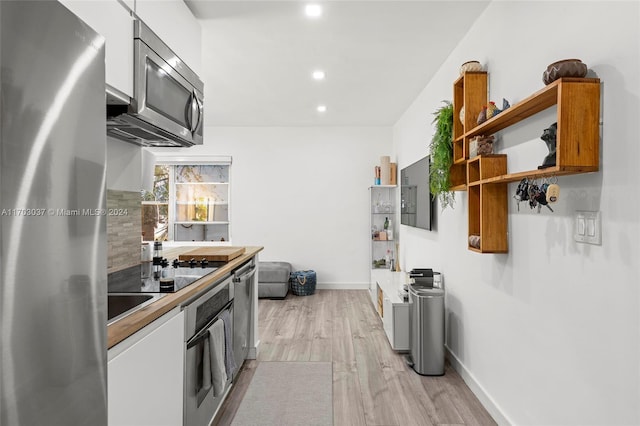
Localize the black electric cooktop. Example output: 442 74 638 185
108 261 219 293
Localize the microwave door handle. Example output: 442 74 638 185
185 91 195 132
186 91 197 132
191 90 202 133
196 96 203 131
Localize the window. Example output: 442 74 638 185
142 159 231 243
142 165 170 241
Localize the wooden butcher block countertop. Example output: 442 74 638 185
178 246 245 262
107 246 263 349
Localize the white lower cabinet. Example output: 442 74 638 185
371 270 409 351
108 309 184 426
382 294 394 344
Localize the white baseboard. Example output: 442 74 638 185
315 282 370 290
248 339 260 360
445 346 512 426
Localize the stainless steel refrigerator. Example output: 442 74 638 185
0 1 107 425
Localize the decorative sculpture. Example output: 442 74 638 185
539 122 557 169
479 99 510 123
477 106 487 124
486 101 499 119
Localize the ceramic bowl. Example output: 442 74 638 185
460 61 482 75
543 59 587 85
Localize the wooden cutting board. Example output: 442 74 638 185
178 246 246 262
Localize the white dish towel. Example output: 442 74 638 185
208 318 227 397
202 338 212 392
220 309 236 377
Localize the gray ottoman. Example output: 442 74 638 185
258 262 292 299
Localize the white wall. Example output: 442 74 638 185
107 137 141 191
176 126 391 288
394 2 640 425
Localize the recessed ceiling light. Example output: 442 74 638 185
317 105 327 113
305 4 322 18
312 70 326 80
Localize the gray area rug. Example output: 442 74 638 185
231 361 333 426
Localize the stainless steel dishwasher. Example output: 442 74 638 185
232 259 256 379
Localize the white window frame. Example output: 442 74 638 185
150 154 232 247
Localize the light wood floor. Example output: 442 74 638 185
213 290 496 426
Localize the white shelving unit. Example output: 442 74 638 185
368 185 408 351
369 185 397 271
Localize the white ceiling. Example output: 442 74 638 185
185 1 490 127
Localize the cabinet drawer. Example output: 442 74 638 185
382 296 409 351
392 304 409 351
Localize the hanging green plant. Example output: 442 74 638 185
429 101 455 210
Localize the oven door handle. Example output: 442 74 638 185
186 300 233 349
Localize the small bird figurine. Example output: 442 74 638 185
502 98 511 110
477 106 487 124
486 101 499 119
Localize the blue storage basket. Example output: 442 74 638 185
290 270 316 296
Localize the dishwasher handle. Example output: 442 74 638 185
233 265 256 283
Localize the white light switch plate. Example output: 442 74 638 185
574 211 601 245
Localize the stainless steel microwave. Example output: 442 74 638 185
107 20 204 147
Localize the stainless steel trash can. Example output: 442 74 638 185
408 284 445 375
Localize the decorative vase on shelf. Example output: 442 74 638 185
459 106 465 125
542 59 588 85
459 60 483 75
380 156 391 185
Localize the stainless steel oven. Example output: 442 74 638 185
183 276 233 426
107 20 204 147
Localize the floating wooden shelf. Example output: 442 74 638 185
450 76 601 253
453 72 488 165
467 155 507 185
478 164 598 185
467 183 509 253
466 156 508 252
464 78 600 138
449 162 468 192
450 184 468 192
